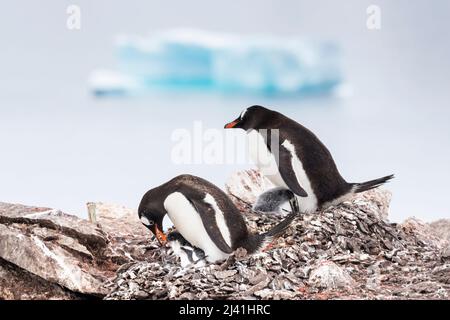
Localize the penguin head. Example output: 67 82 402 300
138 189 167 245
139 212 166 245
224 105 273 130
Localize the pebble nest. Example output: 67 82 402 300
105 190 450 300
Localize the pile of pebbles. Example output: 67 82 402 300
105 187 449 300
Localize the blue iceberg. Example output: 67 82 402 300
90 29 342 96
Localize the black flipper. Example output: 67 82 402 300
193 247 206 260
186 196 234 254
245 205 300 254
180 247 195 262
277 144 308 197
264 211 298 238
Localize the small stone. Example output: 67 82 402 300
254 289 273 299
134 290 149 299
128 281 140 292
441 245 450 260
308 261 356 290
273 290 297 300
215 270 237 280
248 272 268 285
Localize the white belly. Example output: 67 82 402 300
247 129 287 187
163 192 230 263
247 130 318 213
281 139 318 213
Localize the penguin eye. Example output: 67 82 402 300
140 216 154 226
239 109 247 120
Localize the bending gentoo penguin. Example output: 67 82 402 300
167 231 207 267
138 174 298 263
224 105 394 213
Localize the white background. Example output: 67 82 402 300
0 0 449 221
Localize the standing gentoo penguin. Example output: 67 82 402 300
224 105 394 213
138 174 298 263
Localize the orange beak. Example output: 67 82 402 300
155 225 167 245
224 120 239 128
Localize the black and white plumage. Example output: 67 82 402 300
138 174 298 263
166 231 207 267
225 105 394 213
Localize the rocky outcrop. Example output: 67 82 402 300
106 170 450 300
0 202 151 299
1 170 449 300
308 261 356 290
87 202 154 264
429 219 450 242
0 257 80 300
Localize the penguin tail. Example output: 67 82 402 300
353 174 395 193
243 211 299 254
263 211 298 239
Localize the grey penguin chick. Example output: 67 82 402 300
253 187 298 214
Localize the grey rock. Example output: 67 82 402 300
0 257 79 300
215 270 237 279
0 223 107 296
442 245 450 260
0 201 151 299
308 261 356 289
3 170 450 300
428 219 450 242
